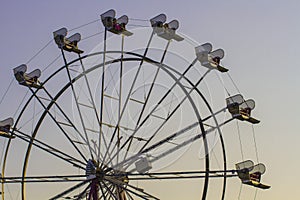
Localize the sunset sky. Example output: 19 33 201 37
0 1 299 199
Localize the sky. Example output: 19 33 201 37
0 0 300 199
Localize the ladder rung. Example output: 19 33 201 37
86 124 134 133
133 136 147 142
151 114 166 120
167 141 178 145
47 148 58 152
72 140 87 145
104 94 145 105
104 94 119 101
69 68 80 73
183 85 193 90
78 102 94 109
102 122 135 131
57 121 73 127
129 98 145 104
37 96 51 102
203 123 216 128
102 122 114 128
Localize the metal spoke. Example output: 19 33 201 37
128 174 237 180
155 58 229 200
102 180 118 200
78 53 103 161
108 105 228 171
42 86 95 159
125 169 238 177
14 130 85 169
98 182 109 200
1 174 86 184
125 191 135 200
109 117 233 173
117 34 125 167
61 49 94 160
99 28 108 165
110 170 239 181
146 120 233 170
137 69 211 153
107 66 209 167
101 31 155 168
123 40 171 160
27 87 87 162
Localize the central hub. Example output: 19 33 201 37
85 159 129 185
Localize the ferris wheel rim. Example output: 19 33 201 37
2 50 216 199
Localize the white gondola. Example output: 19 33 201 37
195 43 228 72
101 9 133 36
135 155 152 173
101 9 116 27
0 117 15 139
226 94 260 124
53 27 68 42
53 27 84 54
150 14 183 42
13 64 41 88
236 160 270 189
150 13 167 28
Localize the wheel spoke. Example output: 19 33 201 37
27 87 87 162
107 66 210 167
125 190 135 200
42 86 96 158
101 180 118 200
137 69 211 153
1 174 86 184
14 130 86 169
117 35 125 167
78 54 103 160
98 182 109 200
123 170 238 181
101 31 155 168
61 49 95 160
123 40 171 160
99 28 108 166
108 117 232 172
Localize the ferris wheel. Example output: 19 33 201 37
0 9 270 200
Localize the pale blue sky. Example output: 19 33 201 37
0 0 299 199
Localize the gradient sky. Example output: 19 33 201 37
1 1 299 199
